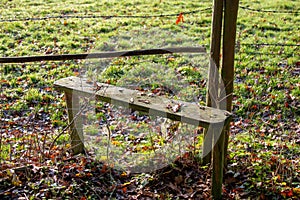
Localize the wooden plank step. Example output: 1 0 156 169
54 76 232 128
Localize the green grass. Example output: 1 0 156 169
0 0 299 199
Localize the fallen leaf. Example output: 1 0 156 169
176 13 184 24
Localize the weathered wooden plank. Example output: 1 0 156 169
0 47 206 63
54 76 232 129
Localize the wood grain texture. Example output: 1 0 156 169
54 76 231 129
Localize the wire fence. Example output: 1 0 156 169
0 5 299 23
1 3 299 165
239 43 300 47
239 5 300 14
0 8 211 23
0 4 298 55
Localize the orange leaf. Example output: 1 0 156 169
122 187 127 193
252 104 258 110
120 172 127 177
80 157 87 166
86 172 93 177
287 189 293 197
101 164 107 173
112 140 121 146
293 187 300 195
176 13 184 24
167 57 175 62
284 102 289 108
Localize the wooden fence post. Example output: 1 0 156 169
207 0 239 199
221 0 239 166
202 0 223 165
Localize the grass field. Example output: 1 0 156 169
0 0 299 199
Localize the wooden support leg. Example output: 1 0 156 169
211 123 225 200
223 123 230 166
65 91 84 154
202 128 213 165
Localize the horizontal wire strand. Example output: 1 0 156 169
0 6 299 23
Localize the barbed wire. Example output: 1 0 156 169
237 51 296 56
239 43 300 47
237 26 299 32
0 8 211 23
0 5 299 23
240 6 300 14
